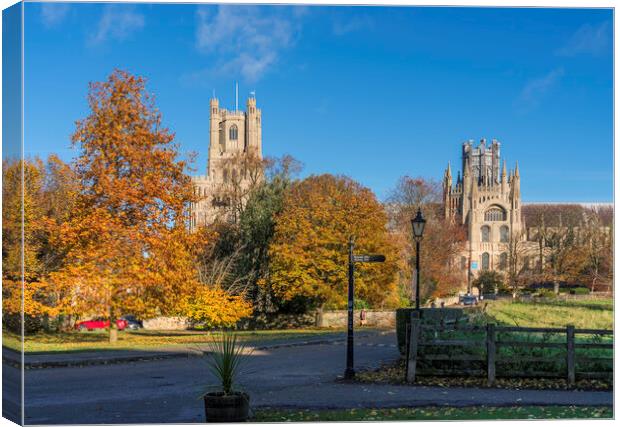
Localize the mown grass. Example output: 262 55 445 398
2 327 349 354
481 298 613 330
382 298 614 385
252 406 613 421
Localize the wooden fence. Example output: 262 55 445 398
405 315 613 386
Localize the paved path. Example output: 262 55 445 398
2 331 611 424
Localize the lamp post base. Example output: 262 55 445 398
344 368 356 380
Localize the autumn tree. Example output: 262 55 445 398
2 156 78 332
386 176 466 301
265 174 400 312
212 150 267 223
580 208 613 292
506 229 530 295
46 70 201 342
195 155 303 318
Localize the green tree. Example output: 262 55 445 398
235 155 302 313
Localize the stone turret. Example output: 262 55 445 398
191 95 264 230
442 137 525 276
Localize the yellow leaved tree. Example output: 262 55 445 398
264 174 400 312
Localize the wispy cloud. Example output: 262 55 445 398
192 5 302 83
556 21 610 57
41 3 70 28
89 5 145 45
517 67 564 111
332 14 374 36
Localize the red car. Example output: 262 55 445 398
75 317 128 331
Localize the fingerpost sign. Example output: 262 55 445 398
344 236 386 380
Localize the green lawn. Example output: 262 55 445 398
481 298 613 330
253 406 613 421
2 327 349 354
370 298 614 388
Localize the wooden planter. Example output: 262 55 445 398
204 392 250 422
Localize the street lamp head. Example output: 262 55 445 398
411 208 426 241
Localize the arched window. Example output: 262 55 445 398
500 225 509 243
481 225 490 242
223 169 229 183
484 206 506 221
229 125 238 141
481 252 490 270
499 253 508 270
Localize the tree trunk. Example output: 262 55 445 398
109 307 118 343
315 305 324 328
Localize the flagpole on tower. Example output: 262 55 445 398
235 81 238 111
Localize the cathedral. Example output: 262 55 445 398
190 96 263 229
443 138 525 280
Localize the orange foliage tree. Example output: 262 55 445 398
264 174 400 311
44 70 208 341
2 156 78 331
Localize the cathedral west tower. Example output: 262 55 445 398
191 96 263 229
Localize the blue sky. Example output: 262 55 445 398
21 3 613 202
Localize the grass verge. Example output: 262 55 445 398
3 327 353 354
252 406 613 421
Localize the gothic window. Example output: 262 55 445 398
481 225 490 242
499 253 508 270
223 169 229 183
500 225 509 243
484 206 506 221
481 252 490 270
229 125 238 141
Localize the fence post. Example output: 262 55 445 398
404 322 411 382
486 323 496 387
567 325 575 387
406 316 421 383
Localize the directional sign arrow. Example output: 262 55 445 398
353 254 386 263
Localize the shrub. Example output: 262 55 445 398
472 270 506 295
538 290 556 299
572 287 590 295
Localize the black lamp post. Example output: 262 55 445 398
411 208 426 310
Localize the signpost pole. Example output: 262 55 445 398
344 236 355 380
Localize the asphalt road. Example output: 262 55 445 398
19 331 398 424
6 331 613 425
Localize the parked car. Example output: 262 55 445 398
120 315 143 330
461 295 478 306
75 317 128 331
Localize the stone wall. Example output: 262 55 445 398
318 310 395 328
142 316 190 330
142 310 396 330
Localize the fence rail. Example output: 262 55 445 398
405 315 613 386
